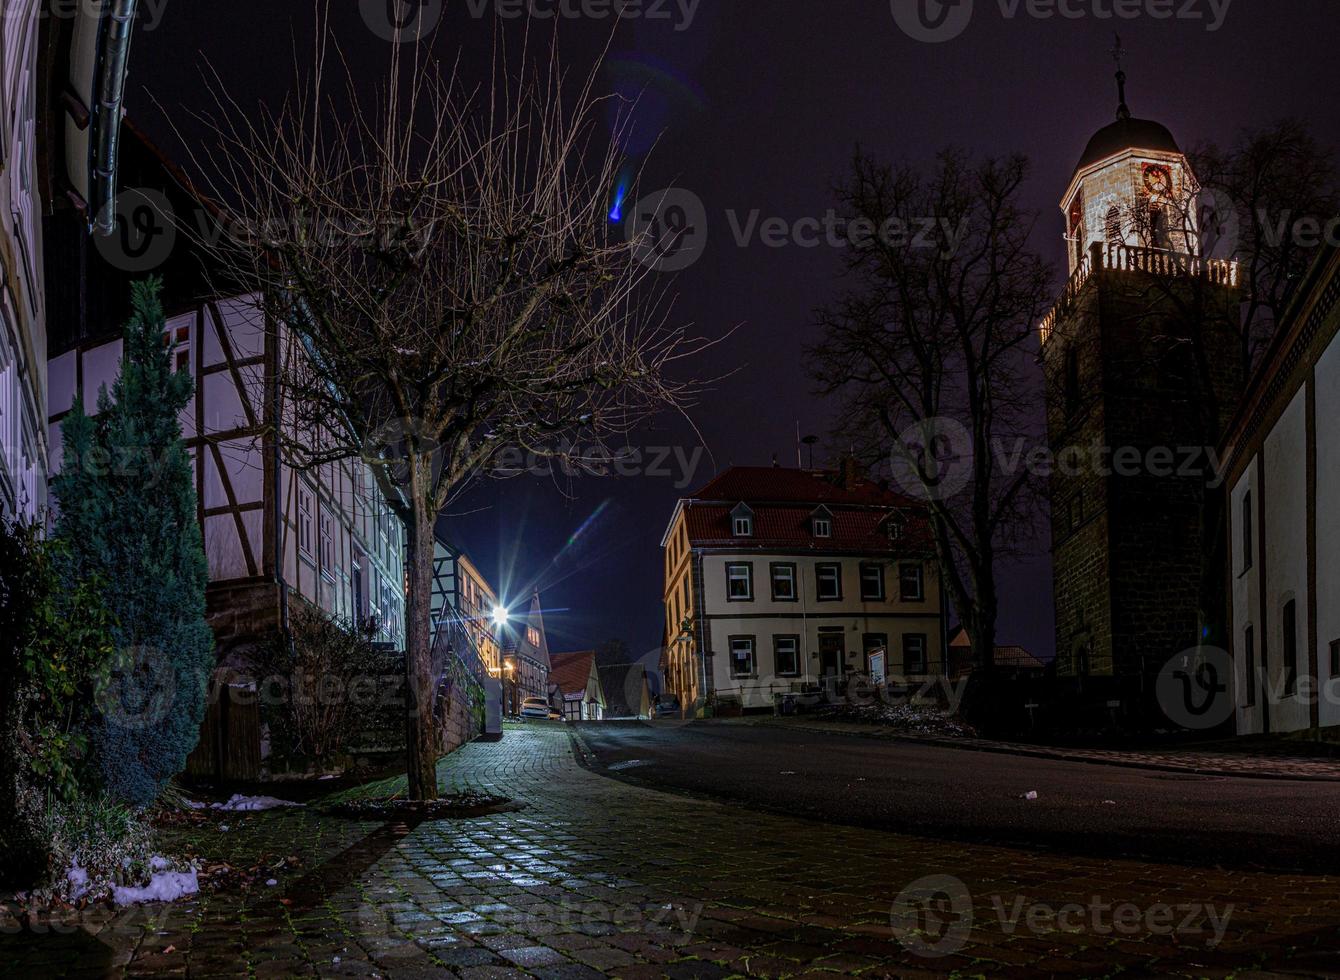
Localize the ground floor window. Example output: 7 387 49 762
729 636 756 678
903 633 928 675
773 635 800 677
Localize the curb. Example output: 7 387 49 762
741 719 1340 783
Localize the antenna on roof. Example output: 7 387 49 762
795 421 802 468
1110 33 1131 121
801 435 819 470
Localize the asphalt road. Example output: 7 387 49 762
575 721 1340 875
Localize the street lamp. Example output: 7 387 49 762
492 605 509 627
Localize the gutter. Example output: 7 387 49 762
90 0 138 235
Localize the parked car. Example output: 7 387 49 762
653 694 681 719
547 708 563 722
520 697 551 720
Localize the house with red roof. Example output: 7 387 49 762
659 462 947 715
549 651 606 721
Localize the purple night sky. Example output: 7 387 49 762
130 1 1340 663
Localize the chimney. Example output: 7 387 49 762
839 455 862 490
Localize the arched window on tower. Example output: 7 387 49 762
1149 205 1171 250
1105 206 1123 248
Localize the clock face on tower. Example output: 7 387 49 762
1142 163 1172 197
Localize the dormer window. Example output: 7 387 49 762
731 503 754 537
811 507 833 539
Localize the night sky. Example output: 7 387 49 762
130 1 1340 665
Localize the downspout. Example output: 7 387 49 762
90 0 137 235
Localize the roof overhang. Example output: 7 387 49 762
1060 146 1194 214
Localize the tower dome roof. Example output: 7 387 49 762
1074 116 1181 175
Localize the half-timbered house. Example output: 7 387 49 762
44 123 407 663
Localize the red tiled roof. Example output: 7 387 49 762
549 651 597 698
680 467 932 552
688 466 918 508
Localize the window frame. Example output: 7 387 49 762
725 562 754 602
899 562 925 602
728 635 757 679
812 516 833 538
903 633 929 675
815 562 843 602
297 485 315 558
773 635 801 678
770 562 798 602
1241 490 1254 572
859 562 886 601
732 514 754 537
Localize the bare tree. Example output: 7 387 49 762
1191 118 1340 369
809 148 1053 688
181 23 703 798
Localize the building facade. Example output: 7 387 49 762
1042 88 1242 686
660 465 946 715
44 125 406 661
499 591 553 715
551 651 606 721
431 537 503 676
1223 244 1340 734
2 1 137 521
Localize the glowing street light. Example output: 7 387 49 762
492 605 510 627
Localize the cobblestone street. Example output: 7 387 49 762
6 723 1340 978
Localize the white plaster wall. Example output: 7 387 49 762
1231 457 1261 734
1315 335 1340 726
1263 389 1310 733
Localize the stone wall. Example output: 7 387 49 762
1045 269 1243 682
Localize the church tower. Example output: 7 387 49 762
1042 56 1243 695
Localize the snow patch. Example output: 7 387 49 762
112 869 199 906
66 864 90 901
211 794 302 812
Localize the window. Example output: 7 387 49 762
770 563 797 601
774 636 800 677
904 634 928 675
726 563 754 601
812 515 832 538
733 514 753 536
899 563 924 601
815 563 842 601
1105 205 1122 246
729 636 756 678
527 626 541 647
1283 600 1298 695
318 506 334 577
859 563 885 601
297 486 314 556
682 574 691 610
1243 626 1256 708
1241 491 1253 572
887 520 904 542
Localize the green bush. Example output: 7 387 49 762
0 521 117 886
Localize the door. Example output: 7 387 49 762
819 633 844 680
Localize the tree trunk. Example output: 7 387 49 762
403 471 438 801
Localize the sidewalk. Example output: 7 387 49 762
739 716 1340 781
5 724 1340 977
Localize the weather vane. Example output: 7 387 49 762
1111 33 1131 120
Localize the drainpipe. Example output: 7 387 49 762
90 0 138 235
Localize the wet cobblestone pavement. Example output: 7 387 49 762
5 723 1340 977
